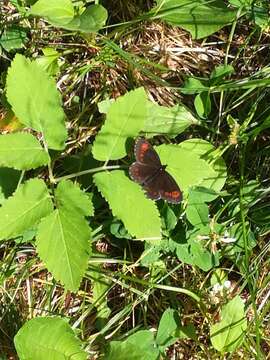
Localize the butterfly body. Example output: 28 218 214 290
129 138 182 204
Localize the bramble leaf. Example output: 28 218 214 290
6 54 67 150
94 170 162 240
14 317 87 360
92 88 147 161
0 132 49 170
36 181 92 291
0 178 53 241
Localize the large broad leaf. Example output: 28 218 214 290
14 317 87 360
94 171 162 240
105 330 159 360
92 88 147 161
144 102 199 138
156 308 181 349
36 181 92 291
156 142 216 195
30 0 75 26
6 54 67 150
178 139 227 194
210 296 247 353
0 132 49 170
0 178 53 241
153 0 237 39
63 5 108 33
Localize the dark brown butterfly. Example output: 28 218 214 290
129 138 182 204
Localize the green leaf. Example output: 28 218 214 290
156 142 216 195
36 48 60 76
156 308 181 349
210 296 247 353
144 102 198 138
0 27 27 51
36 181 91 291
0 178 53 241
55 180 94 217
6 54 67 150
94 171 162 240
194 92 211 118
92 88 147 161
30 0 75 26
63 5 108 33
178 139 227 194
105 330 159 360
0 132 49 170
210 64 234 82
0 168 21 201
14 317 87 360
154 0 237 39
186 202 209 227
181 77 209 94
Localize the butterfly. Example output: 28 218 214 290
129 138 182 204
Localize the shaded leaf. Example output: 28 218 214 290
0 26 27 51
144 102 198 138
156 308 181 348
63 5 108 33
0 178 53 241
210 296 247 353
6 54 67 150
0 132 49 170
14 317 87 360
92 88 147 161
94 171 161 240
154 0 237 39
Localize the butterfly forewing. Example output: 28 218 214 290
134 138 161 167
130 137 182 204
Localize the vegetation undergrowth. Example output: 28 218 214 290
0 0 269 359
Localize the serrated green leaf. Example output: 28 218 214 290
30 0 75 26
92 88 147 161
144 102 198 138
55 180 94 217
0 178 53 241
6 54 67 150
178 139 227 194
14 317 87 360
210 296 247 353
154 0 237 39
156 142 216 195
0 132 49 170
63 5 108 33
105 330 159 360
36 208 91 291
94 171 161 240
0 168 21 201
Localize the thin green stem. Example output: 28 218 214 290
53 165 127 183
